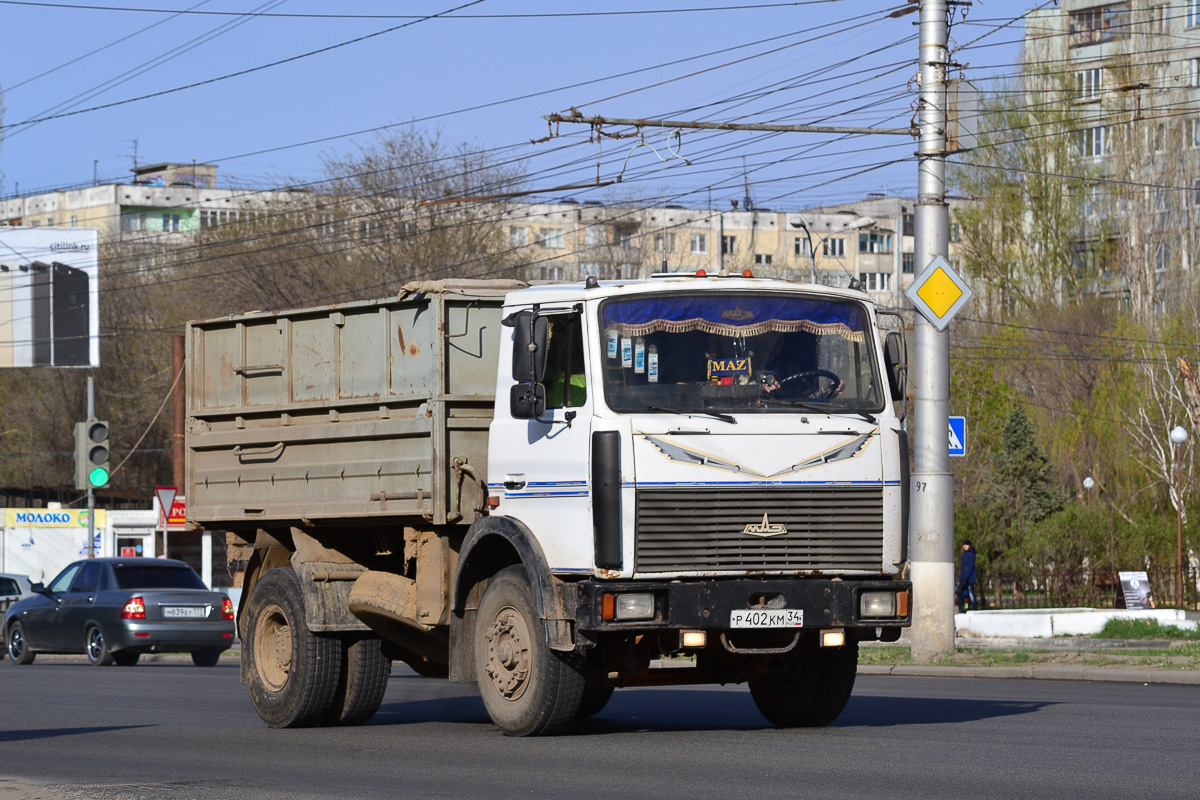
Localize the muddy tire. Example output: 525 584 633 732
85 625 114 666
7 622 35 665
749 638 858 727
474 566 585 736
322 637 391 727
242 567 340 728
576 687 615 719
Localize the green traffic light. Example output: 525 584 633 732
88 467 109 488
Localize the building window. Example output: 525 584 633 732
540 264 566 281
1076 66 1104 100
1069 3 1130 47
509 227 528 248
162 213 180 232
584 226 607 247
1155 243 1168 273
949 223 962 243
858 232 893 254
902 212 914 237
1192 118 1200 147
1151 5 1168 34
654 232 676 252
120 211 147 231
690 233 707 254
70 216 78 227
540 228 564 249
721 235 737 255
616 229 635 248
579 263 600 279
1080 126 1106 157
754 253 773 266
1191 179 1200 207
859 272 892 292
793 236 811 257
1190 0 1200 27
823 238 844 257
902 252 915 274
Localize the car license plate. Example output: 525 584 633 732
162 606 206 619
730 609 803 628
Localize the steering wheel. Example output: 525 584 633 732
776 368 842 398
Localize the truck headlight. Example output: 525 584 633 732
602 592 655 621
860 591 896 619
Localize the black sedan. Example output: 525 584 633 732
4 557 235 667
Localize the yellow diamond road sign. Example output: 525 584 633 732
905 255 973 331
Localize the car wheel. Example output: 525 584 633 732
242 566 340 728
85 625 115 666
7 622 36 665
113 651 140 667
474 566 585 736
191 650 221 667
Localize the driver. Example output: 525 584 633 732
761 373 845 399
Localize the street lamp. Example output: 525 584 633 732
1083 476 1095 507
789 220 817 284
1169 425 1188 608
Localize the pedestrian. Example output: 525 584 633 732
956 540 978 612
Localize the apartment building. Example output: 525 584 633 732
0 163 285 240
1025 1 1200 311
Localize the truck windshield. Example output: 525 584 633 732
599 292 882 415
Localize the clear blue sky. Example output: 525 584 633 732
0 1 1032 209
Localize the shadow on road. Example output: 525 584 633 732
0 725 154 743
369 687 1053 733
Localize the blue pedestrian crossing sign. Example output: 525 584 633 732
949 416 967 457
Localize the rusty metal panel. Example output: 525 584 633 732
243 318 287 407
290 314 337 403
186 283 509 531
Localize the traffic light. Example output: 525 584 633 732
74 420 110 490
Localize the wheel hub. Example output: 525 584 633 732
483 606 531 700
254 603 293 692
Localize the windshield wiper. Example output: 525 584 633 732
646 405 737 424
760 398 877 424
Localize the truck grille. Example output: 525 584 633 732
635 486 883 573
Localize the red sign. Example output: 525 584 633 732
167 497 186 531
120 547 136 557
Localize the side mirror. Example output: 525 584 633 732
510 382 547 420
510 310 549 383
30 582 45 595
884 330 908 404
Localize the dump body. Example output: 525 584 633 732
186 281 516 530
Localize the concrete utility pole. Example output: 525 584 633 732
909 0 955 662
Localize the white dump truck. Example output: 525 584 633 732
185 274 911 735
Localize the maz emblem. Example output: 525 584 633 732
743 513 787 537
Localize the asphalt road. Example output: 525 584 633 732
1 660 1198 800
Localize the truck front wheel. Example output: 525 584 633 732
474 566 585 736
242 566 340 728
749 638 858 727
322 637 391 726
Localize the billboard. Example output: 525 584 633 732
0 227 100 367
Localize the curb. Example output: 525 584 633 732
858 664 1200 685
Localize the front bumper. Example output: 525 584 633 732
574 578 910 633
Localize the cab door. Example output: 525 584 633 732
489 307 595 573
22 562 80 652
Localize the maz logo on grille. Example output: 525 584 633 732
743 513 787 537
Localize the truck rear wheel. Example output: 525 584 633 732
749 638 858 728
474 566 585 736
323 637 392 726
242 567 340 728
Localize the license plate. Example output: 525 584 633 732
162 606 207 619
730 609 803 628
